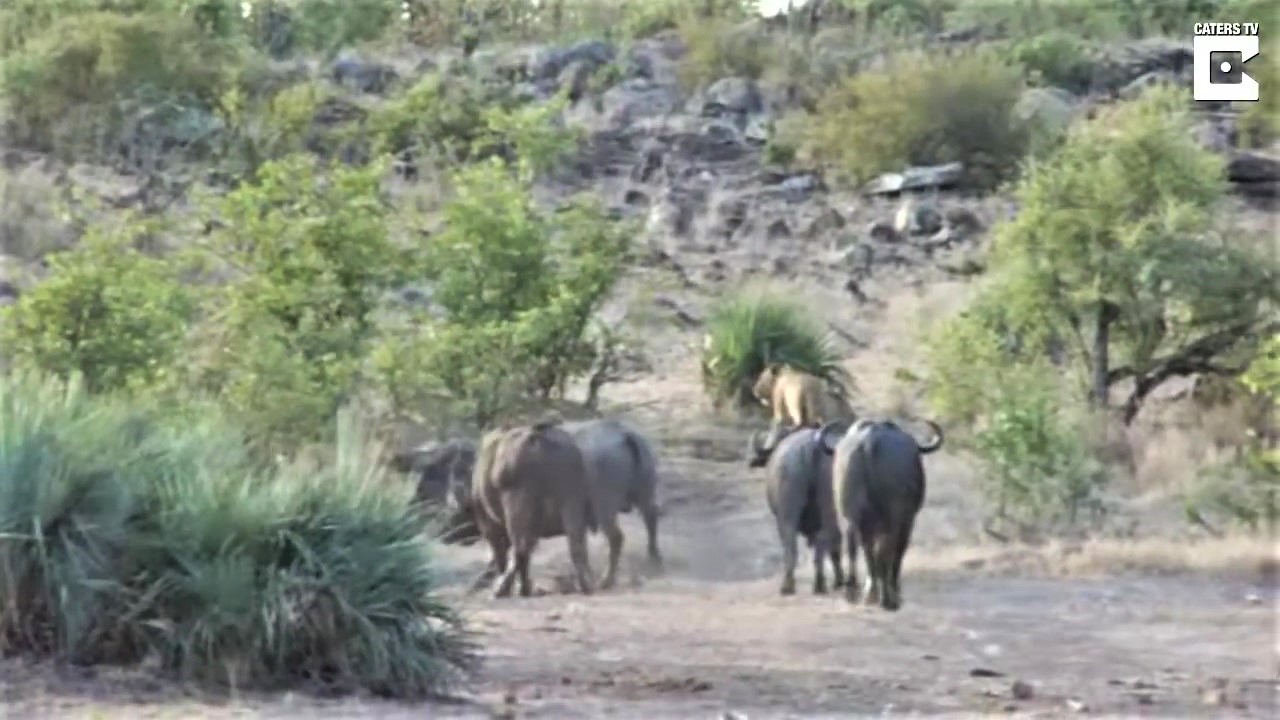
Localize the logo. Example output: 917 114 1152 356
1193 22 1261 102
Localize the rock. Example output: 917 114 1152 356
1227 152 1280 198
894 199 943 236
744 114 771 144
766 218 792 241
1093 38 1193 96
624 32 684 84
866 220 899 244
623 189 650 207
1066 698 1089 713
531 40 616 82
599 79 682 131
1118 70 1182 101
774 174 821 203
330 54 399 95
863 162 964 196
1015 87 1081 141
558 60 597 102
970 668 1006 678
0 279 17 307
944 207 983 236
1011 680 1034 700
700 76 765 128
806 206 845 239
1193 113 1238 153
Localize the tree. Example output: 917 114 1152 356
184 154 405 449
976 86 1278 424
0 224 193 394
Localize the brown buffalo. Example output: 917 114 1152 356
465 421 595 598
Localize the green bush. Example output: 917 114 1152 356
372 157 628 429
676 13 774 92
1186 334 1280 531
700 290 850 411
0 11 242 156
0 370 476 693
801 48 1028 190
0 225 194 394
1002 32 1098 94
185 154 406 451
368 72 517 166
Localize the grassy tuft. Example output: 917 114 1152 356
700 291 850 411
0 370 476 697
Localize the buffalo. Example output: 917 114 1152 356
562 418 664 588
747 421 851 595
817 417 944 611
404 418 664 593
467 421 595 598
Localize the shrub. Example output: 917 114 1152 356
185 154 405 451
372 158 628 429
0 370 476 694
1002 32 1098 94
676 13 773 92
800 48 1028 190
0 11 242 157
700 290 850 411
367 72 517 167
0 225 193 394
1185 334 1280 531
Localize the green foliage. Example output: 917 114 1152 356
676 13 773 92
971 366 1108 527
368 72 517 166
372 158 628 429
186 154 404 451
1002 32 1098 94
700 290 850 411
1186 334 1279 531
0 10 241 157
986 85 1276 407
0 225 193 394
800 48 1028 190
942 0 1219 41
0 370 476 693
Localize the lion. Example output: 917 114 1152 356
752 364 854 433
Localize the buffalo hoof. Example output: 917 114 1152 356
813 577 828 595
780 577 796 596
843 581 861 604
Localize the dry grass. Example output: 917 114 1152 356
911 534 1278 580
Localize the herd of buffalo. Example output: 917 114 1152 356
391 363 945 612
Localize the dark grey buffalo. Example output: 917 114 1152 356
747 421 851 596
816 417 944 611
562 419 664 588
391 439 482 544
399 418 664 591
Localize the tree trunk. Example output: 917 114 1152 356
1090 302 1118 408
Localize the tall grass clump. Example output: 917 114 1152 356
0 371 476 696
700 291 850 411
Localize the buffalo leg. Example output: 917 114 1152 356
885 517 915 612
811 541 828 595
843 526 861 603
599 515 624 590
494 498 537 599
561 503 595 596
859 527 881 607
471 515 509 593
776 517 799 596
640 500 663 569
830 536 845 589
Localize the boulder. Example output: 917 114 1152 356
331 54 399 95
863 162 964 196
